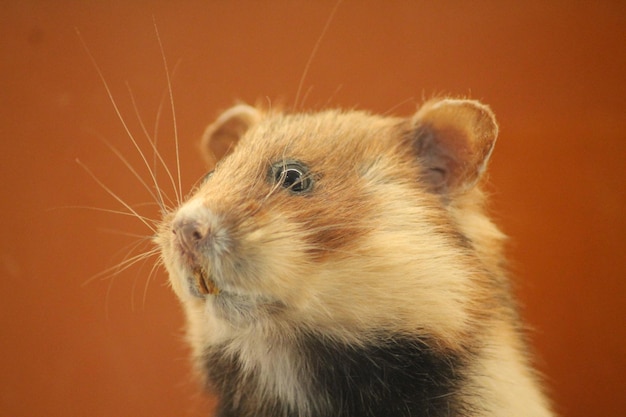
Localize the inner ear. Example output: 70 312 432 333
200 104 261 166
409 99 498 195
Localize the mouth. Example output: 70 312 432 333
192 265 220 296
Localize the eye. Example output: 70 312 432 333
271 160 314 194
195 170 214 188
198 171 213 185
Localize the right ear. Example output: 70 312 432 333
407 99 498 195
200 104 261 166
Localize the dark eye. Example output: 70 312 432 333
197 170 214 187
271 161 314 194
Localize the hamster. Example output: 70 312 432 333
156 99 554 417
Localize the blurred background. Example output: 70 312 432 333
1 1 624 416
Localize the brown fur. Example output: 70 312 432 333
157 99 554 416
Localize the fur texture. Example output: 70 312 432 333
157 99 554 416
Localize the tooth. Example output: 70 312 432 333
192 266 219 295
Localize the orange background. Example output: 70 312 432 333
1 1 624 416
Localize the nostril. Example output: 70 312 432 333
174 220 209 253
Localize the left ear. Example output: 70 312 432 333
409 99 498 195
200 103 261 167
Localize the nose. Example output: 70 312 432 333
173 219 209 254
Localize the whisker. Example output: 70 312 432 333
152 58 183 139
108 243 159 316
264 96 273 112
76 29 162 207
153 17 183 205
133 201 164 209
142 256 165 309
52 204 157 225
129 243 160 312
95 227 153 240
252 174 285 217
322 83 344 110
125 82 176 212
76 30 164 230
97 234 152 319
83 240 159 287
294 0 343 110
299 85 315 111
381 96 417 117
148 59 184 210
76 159 156 233
119 246 160 281
148 84 170 197
93 132 167 213
104 268 115 320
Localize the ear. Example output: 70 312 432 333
200 103 261 166
409 99 498 195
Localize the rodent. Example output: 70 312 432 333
156 99 555 417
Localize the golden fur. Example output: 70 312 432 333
157 99 554 416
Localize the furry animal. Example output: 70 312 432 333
157 99 554 417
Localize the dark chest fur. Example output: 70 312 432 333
204 334 472 417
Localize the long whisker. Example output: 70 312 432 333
125 82 169 210
248 166 286 218
76 29 169 222
322 83 344 110
76 159 156 233
153 17 182 205
83 240 159 287
142 257 165 309
52 204 157 225
152 58 183 141
382 96 417 117
129 243 160 311
108 244 159 317
126 82 178 211
150 59 184 208
94 133 167 213
299 85 315 111
293 0 343 110
95 228 154 240
76 29 163 205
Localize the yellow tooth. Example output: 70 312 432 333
193 267 219 295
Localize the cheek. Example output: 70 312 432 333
160 244 187 300
278 189 374 259
156 229 197 303
239 220 317 301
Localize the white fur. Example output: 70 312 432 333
158 103 554 416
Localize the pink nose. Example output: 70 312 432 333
173 219 209 254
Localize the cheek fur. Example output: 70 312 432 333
154 106 553 417
240 182 483 347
